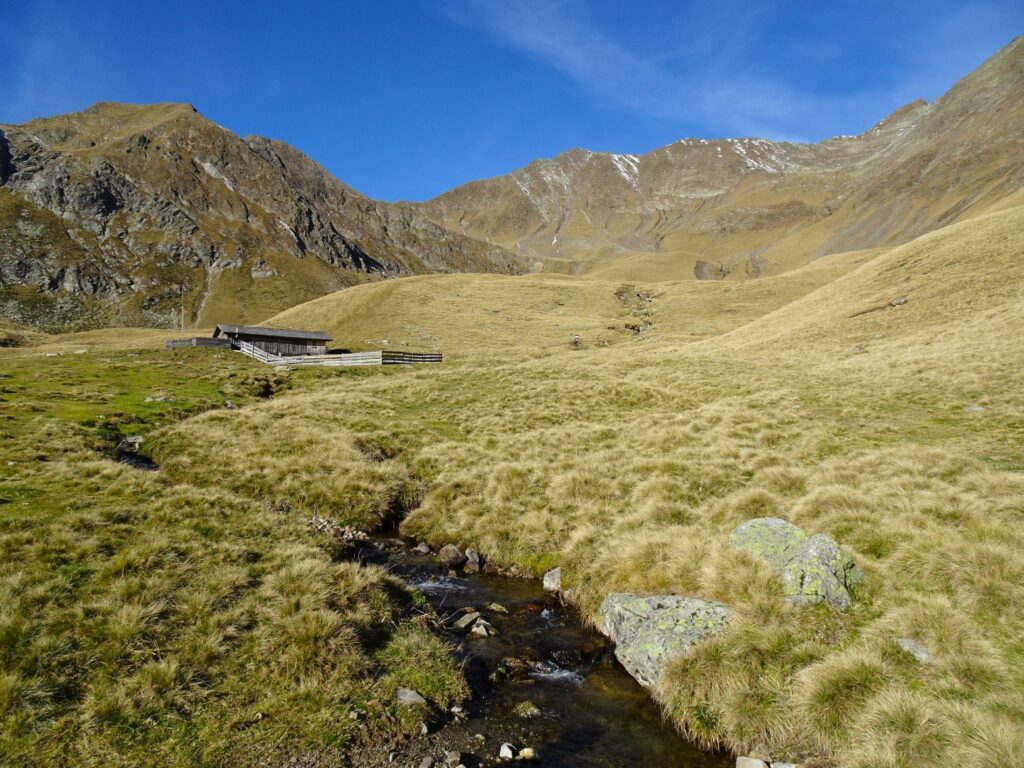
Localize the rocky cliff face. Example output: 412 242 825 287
0 103 521 331
417 36 1024 281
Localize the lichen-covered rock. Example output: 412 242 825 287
599 593 733 688
729 518 861 611
781 534 862 610
727 517 808 569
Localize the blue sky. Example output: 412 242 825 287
2 1 1021 201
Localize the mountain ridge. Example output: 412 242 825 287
0 102 521 330
416 35 1023 281
1 35 1021 331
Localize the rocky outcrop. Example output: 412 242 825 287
599 593 733 688
728 518 862 610
0 103 522 331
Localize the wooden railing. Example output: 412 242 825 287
233 340 441 367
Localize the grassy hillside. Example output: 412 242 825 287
0 341 465 766
166 204 1024 766
268 247 874 355
3 204 1023 766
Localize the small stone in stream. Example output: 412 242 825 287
443 751 463 767
450 705 467 718
464 548 482 573
418 758 434 768
890 295 908 307
453 612 481 630
395 688 427 706
419 721 429 735
439 544 467 569
470 619 497 637
488 668 506 684
543 567 561 592
518 746 538 760
513 700 541 719
487 602 509 614
736 758 769 768
499 743 516 760
414 542 432 554
770 762 798 768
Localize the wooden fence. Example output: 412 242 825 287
233 339 441 367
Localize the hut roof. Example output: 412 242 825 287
213 324 332 341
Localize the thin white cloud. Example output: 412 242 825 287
439 0 1022 143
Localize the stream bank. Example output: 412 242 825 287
347 535 731 768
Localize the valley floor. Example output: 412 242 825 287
2 204 1024 766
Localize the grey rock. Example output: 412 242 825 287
464 547 482 574
896 637 934 664
518 746 537 760
499 743 516 760
443 752 463 767
736 759 769 768
413 541 432 554
394 688 427 706
770 762 798 768
964 404 985 413
729 518 861 611
418 758 434 768
728 518 808 570
890 295 908 306
781 534 862 611
543 567 562 593
439 544 466 569
470 619 497 637
452 611 481 630
599 593 733 688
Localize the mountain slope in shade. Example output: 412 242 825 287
0 103 521 331
417 36 1024 281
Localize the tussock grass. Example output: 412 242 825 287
0 347 466 766
152 205 1024 763
5 203 1024 764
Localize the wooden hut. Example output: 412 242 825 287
212 324 332 356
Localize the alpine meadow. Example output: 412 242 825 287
1 9 1024 768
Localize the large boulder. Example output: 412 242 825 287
782 534 862 610
727 517 808 569
729 518 862 611
599 593 733 688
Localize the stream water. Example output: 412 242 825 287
360 537 731 768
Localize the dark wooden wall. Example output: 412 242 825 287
230 333 326 356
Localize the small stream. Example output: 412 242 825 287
360 537 731 768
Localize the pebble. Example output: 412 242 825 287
395 688 427 706
443 751 463 767
518 746 538 760
499 743 516 760
418 758 434 768
487 602 509 614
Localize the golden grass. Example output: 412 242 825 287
151 203 1024 764
0 346 466 766
5 202 1024 764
